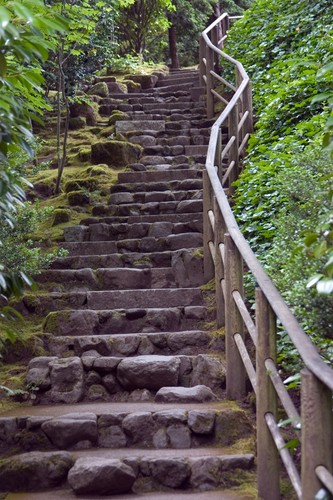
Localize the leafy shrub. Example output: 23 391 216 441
224 0 333 346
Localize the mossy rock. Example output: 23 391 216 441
98 125 115 138
64 178 98 193
91 140 142 167
67 190 90 206
108 111 129 126
69 102 98 126
69 116 86 130
123 79 141 93
88 81 109 97
125 74 158 89
86 165 109 176
78 147 91 162
52 209 71 226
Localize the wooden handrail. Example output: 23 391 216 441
200 12 333 500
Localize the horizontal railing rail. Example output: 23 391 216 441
200 12 333 500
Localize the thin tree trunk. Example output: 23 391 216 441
55 38 69 195
168 24 179 69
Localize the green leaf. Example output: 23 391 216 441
0 6 11 28
307 274 323 289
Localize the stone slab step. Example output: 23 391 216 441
5 488 255 499
53 247 200 265
69 219 202 240
42 305 210 337
26 353 225 403
78 213 203 228
110 178 202 194
22 288 204 314
1 449 254 497
156 76 199 87
185 145 208 155
92 200 203 218
117 169 202 183
108 189 202 205
146 82 196 93
37 263 203 292
0 403 252 453
47 329 216 358
116 120 165 133
1 400 238 418
62 232 202 254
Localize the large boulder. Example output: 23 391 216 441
125 74 158 89
91 140 142 167
68 457 136 495
88 81 109 97
69 102 97 125
117 355 180 390
0 451 74 491
41 413 98 449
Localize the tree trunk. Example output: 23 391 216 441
168 24 179 69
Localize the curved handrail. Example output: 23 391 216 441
200 11 333 500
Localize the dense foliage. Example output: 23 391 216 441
0 0 66 298
226 0 333 342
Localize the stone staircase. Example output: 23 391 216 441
0 69 256 498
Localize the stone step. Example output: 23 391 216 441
0 448 254 496
53 246 200 264
117 168 202 183
63 230 202 254
146 82 197 94
0 402 252 454
125 127 212 140
46 329 218 358
79 213 203 227
21 287 204 314
4 488 255 500
109 189 202 205
139 155 205 167
36 263 203 292
91 199 203 218
25 353 225 403
156 76 199 88
116 120 165 133
185 145 209 155
110 178 203 194
126 95 194 105
42 305 211 337
106 89 191 100
69 219 202 239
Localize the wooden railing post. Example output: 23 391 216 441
214 128 222 181
203 170 214 281
214 197 225 327
301 368 333 500
211 25 220 73
228 103 239 193
225 233 245 399
206 43 215 119
243 80 254 136
199 35 205 87
256 288 280 500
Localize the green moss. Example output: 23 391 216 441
108 111 129 126
98 125 115 138
78 147 91 162
67 190 90 206
64 178 98 193
52 209 71 226
69 116 86 130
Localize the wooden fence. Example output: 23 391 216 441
200 12 333 500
